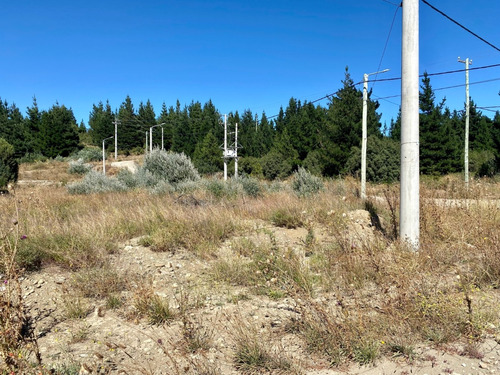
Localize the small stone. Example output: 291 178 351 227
479 362 488 369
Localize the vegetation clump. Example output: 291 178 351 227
292 167 323 197
0 138 18 189
67 170 127 194
142 149 200 187
67 159 92 175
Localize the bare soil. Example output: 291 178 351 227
18 208 500 375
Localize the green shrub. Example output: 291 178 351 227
261 150 293 180
0 138 18 188
302 150 325 177
345 136 400 183
292 167 323 197
67 159 92 175
67 171 127 194
239 156 263 177
470 149 496 177
142 150 200 186
18 152 47 164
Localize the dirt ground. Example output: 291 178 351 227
16 208 500 375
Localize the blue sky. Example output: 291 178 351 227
1 0 499 128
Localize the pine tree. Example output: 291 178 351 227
157 102 173 151
192 129 223 174
172 103 192 155
25 97 42 153
316 68 381 176
418 73 462 175
39 104 80 158
117 96 141 152
0 138 19 188
88 101 114 146
0 100 29 158
138 100 157 147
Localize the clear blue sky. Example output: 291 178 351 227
1 0 499 129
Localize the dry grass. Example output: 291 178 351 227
1 160 500 372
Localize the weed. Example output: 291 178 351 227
106 294 123 310
71 265 126 299
233 319 292 372
270 208 303 229
133 286 174 325
0 200 43 373
69 323 91 343
62 295 90 320
353 340 380 365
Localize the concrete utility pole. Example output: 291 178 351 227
234 122 238 179
400 0 420 251
361 69 389 200
102 136 114 175
223 114 228 181
458 57 471 189
145 131 148 155
114 117 117 160
149 123 165 154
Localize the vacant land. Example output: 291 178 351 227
1 159 500 375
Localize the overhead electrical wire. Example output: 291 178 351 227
370 63 500 84
374 77 500 102
421 0 500 54
380 0 401 6
372 3 401 90
268 2 500 121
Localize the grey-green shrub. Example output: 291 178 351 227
240 175 262 198
148 181 175 195
142 150 200 186
116 168 141 189
68 159 92 175
67 171 127 194
71 147 103 162
292 167 323 197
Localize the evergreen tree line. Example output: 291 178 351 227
1 69 500 181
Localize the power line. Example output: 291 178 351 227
375 77 500 101
477 105 500 113
421 0 500 53
380 0 401 6
266 64 500 120
373 5 401 90
371 63 500 84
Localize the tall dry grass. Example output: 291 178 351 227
2 159 500 371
